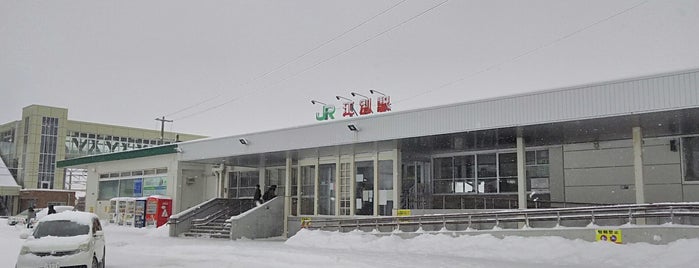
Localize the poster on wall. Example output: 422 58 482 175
143 177 167 196
133 178 143 197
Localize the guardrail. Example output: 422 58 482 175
431 194 610 210
305 203 699 233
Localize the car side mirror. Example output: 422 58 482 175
94 230 104 237
19 232 30 239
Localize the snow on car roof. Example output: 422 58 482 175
38 211 96 226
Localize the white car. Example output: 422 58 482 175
7 208 42 226
7 206 75 227
16 211 106 268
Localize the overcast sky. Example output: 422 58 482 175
2 0 698 138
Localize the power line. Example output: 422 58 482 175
396 0 649 105
175 0 450 121
165 0 408 118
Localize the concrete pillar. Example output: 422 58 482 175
373 150 379 216
350 148 356 216
296 164 301 216
335 153 341 216
283 155 292 238
633 127 645 204
517 129 527 209
258 156 266 191
392 148 401 216
313 157 319 216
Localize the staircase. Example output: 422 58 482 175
169 198 256 239
182 208 233 239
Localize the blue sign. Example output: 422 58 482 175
134 178 143 197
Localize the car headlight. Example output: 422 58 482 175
78 242 91 252
19 246 30 255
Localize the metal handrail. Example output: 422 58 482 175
192 207 231 226
306 203 699 231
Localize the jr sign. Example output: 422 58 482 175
315 95 392 121
316 105 336 121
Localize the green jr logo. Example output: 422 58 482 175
316 105 336 121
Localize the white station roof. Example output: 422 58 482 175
178 68 699 162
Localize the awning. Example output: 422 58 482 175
0 157 20 196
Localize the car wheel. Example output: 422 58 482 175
92 256 99 268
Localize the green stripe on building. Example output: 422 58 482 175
57 144 178 168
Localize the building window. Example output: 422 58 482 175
38 117 59 188
684 137 699 181
433 150 549 195
526 150 550 192
99 180 120 200
228 171 257 199
264 167 286 201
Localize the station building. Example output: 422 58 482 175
58 68 699 237
0 105 205 215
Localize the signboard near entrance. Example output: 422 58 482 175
396 209 411 217
595 229 622 244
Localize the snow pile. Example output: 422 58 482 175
287 229 699 267
144 224 170 237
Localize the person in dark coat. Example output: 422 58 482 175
26 207 36 228
262 185 277 202
253 184 262 205
48 205 57 215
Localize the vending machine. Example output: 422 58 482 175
133 197 147 228
110 197 136 225
146 196 172 228
108 198 117 224
124 198 136 226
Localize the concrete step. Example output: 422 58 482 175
182 232 230 239
190 227 228 233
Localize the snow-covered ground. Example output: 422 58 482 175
2 218 698 268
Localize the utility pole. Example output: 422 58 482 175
155 116 173 145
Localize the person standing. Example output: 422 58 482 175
48 204 57 215
262 185 277 202
26 207 36 228
253 184 262 205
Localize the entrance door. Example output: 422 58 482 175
228 170 258 199
402 161 431 209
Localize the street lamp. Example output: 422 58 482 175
369 89 386 96
335 96 353 102
350 92 369 99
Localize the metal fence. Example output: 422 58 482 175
305 203 699 232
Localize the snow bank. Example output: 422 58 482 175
287 229 699 267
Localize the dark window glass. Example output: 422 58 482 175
477 154 497 178
498 153 517 177
684 137 699 181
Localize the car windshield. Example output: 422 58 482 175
33 220 90 238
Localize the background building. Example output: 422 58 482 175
0 105 205 214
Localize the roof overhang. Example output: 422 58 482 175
57 144 179 168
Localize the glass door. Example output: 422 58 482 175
402 161 431 209
318 163 336 215
355 161 374 215
299 165 315 215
